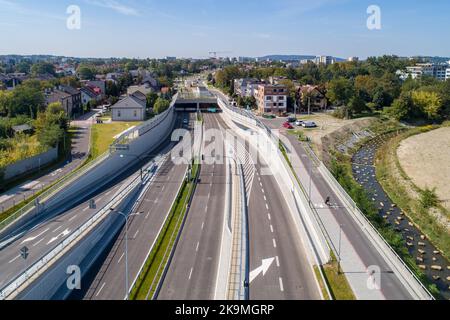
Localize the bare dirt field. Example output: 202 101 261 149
397 127 450 210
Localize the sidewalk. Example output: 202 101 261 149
279 132 407 300
0 111 97 214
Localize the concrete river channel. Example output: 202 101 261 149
352 133 449 300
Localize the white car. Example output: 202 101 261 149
302 121 317 128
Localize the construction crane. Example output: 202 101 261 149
209 51 232 59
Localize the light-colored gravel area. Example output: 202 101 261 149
397 127 450 210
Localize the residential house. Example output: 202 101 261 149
130 90 147 105
81 80 106 97
80 86 102 106
127 83 154 96
111 95 146 121
297 85 328 113
254 84 288 115
59 85 82 116
45 90 73 116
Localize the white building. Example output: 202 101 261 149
446 68 450 81
348 57 359 62
405 63 448 81
314 56 335 66
111 95 146 121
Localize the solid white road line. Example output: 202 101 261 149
21 228 50 244
8 255 20 264
279 277 284 292
32 238 45 247
189 268 193 280
96 282 106 297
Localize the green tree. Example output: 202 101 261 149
9 83 45 118
384 93 413 120
146 92 158 109
77 65 96 80
31 62 56 76
153 98 170 114
326 77 354 106
412 90 443 120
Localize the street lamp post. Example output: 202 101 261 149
338 224 343 275
110 208 142 300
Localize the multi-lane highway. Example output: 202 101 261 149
215 115 321 300
158 113 227 300
81 136 190 299
0 113 187 299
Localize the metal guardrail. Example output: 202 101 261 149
0 164 149 300
305 144 434 299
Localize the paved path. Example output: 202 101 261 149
0 111 98 214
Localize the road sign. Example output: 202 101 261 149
114 144 130 151
20 246 29 260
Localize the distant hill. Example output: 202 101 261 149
258 55 316 61
259 54 346 62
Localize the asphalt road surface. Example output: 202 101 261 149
158 113 226 300
215 115 321 300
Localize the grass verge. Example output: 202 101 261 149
321 251 356 300
89 122 141 161
130 162 199 300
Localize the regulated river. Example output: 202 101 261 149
352 133 449 300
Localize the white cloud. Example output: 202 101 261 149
85 0 140 16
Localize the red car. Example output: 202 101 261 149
283 122 294 129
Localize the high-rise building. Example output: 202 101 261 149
314 56 335 66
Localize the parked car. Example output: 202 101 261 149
295 120 305 126
287 116 297 123
263 114 276 119
302 121 317 128
283 122 294 129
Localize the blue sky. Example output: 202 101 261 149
0 0 449 59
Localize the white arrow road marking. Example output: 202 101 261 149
47 229 70 245
249 257 275 283
21 228 50 244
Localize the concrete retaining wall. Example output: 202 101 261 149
4 146 58 181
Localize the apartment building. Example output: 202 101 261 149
405 63 446 80
254 84 288 115
446 68 450 81
314 56 335 66
234 78 262 97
